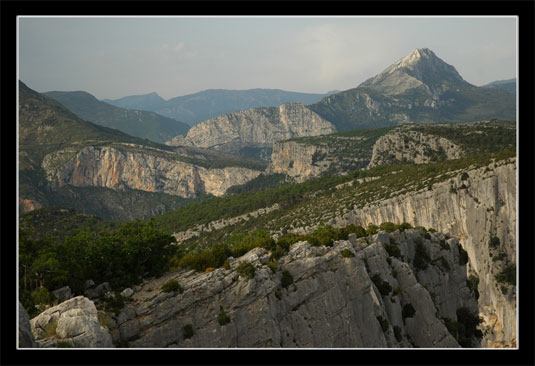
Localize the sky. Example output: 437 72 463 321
18 16 517 100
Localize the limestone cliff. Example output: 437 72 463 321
318 160 516 347
171 103 336 158
42 145 262 198
107 229 478 348
367 129 464 168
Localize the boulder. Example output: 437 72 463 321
52 286 72 302
121 288 134 298
19 302 37 348
30 296 114 348
84 279 95 291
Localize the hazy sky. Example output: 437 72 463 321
18 16 517 100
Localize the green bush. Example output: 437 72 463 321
366 224 379 235
340 248 354 258
396 222 412 232
266 258 279 273
467 275 480 300
454 307 483 347
384 239 401 258
489 236 500 249
218 309 231 326
461 172 469 181
161 279 183 294
402 304 416 320
281 270 293 288
376 316 389 332
305 224 338 247
439 239 449 251
339 224 366 238
495 264 516 286
236 262 256 279
102 294 125 316
379 222 397 233
183 324 194 339
371 274 392 296
393 325 402 342
413 241 431 271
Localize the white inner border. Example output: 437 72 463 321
16 15 519 351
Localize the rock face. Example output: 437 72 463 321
367 129 464 168
324 160 516 347
41 145 262 198
19 302 37 348
112 230 478 348
174 103 336 158
30 296 113 348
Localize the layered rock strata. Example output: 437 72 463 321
110 229 477 348
172 103 336 156
41 146 262 198
321 160 516 347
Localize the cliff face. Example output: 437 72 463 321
323 160 516 347
269 141 330 182
174 103 336 157
108 229 477 348
42 146 262 198
368 129 464 168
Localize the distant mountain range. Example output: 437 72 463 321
44 90 190 144
308 48 516 131
481 78 516 95
103 89 338 126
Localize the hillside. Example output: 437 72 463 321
481 78 516 95
19 82 266 220
171 102 336 160
109 88 336 126
44 90 190 144
308 48 516 130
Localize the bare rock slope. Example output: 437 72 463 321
110 229 477 348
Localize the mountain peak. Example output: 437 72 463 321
360 48 465 94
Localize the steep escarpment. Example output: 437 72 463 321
171 103 336 159
269 127 393 182
317 161 516 347
367 128 464 168
42 145 262 198
107 229 478 348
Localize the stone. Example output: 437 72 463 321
121 288 134 298
30 296 113 348
19 302 37 348
52 286 72 302
84 279 95 290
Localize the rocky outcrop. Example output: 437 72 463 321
19 302 37 348
111 229 477 348
173 103 336 157
30 296 113 348
321 160 516 347
42 145 262 198
368 129 464 168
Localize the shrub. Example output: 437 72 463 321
424 232 431 240
218 309 231 326
489 236 500 249
402 304 416 320
467 275 480 300
55 341 74 348
366 224 379 236
223 260 230 270
495 264 516 286
42 319 58 339
455 307 483 347
236 262 256 279
305 224 338 247
461 172 469 181
384 239 401 258
183 324 194 339
379 222 397 233
102 294 125 316
340 224 366 238
266 258 278 273
340 248 354 258
413 241 431 271
371 274 392 296
376 316 389 332
393 325 402 342
161 279 183 294
281 270 293 288
396 222 412 232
